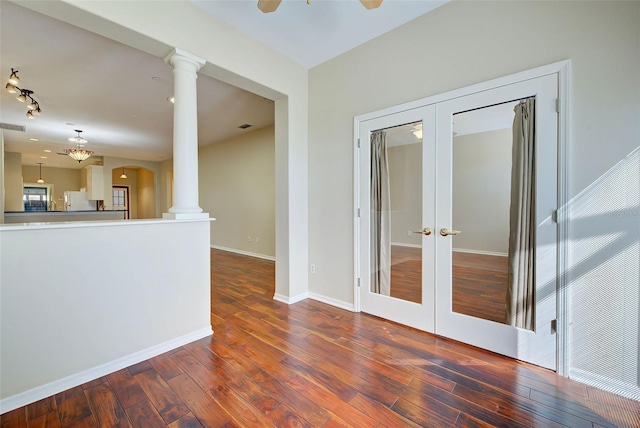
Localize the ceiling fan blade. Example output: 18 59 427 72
359 0 383 10
258 0 282 13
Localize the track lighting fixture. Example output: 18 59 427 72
64 130 94 163
5 69 42 119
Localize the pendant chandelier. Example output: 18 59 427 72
37 162 45 184
120 166 127 179
64 130 94 163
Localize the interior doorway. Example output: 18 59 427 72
111 166 156 219
112 186 130 219
355 63 568 370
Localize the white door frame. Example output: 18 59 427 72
353 60 571 375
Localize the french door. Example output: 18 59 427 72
358 105 437 332
357 73 559 370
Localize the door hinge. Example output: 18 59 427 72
357 278 361 287
551 319 557 334
555 98 561 113
552 209 558 223
357 138 361 148
357 208 360 217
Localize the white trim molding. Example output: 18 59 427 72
273 292 308 304
452 248 508 257
211 245 276 261
308 292 356 312
390 242 423 249
0 328 213 414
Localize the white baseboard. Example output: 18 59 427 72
390 242 422 249
569 367 640 401
273 292 309 304
308 292 355 312
453 248 508 257
211 245 275 261
0 327 213 414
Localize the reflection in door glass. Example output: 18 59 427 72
451 101 521 326
370 121 423 304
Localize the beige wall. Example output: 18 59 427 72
3 152 23 212
452 129 512 255
137 168 156 219
199 125 275 259
22 165 82 209
159 159 173 215
389 142 422 247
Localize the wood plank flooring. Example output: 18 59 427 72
2 249 638 427
390 246 508 324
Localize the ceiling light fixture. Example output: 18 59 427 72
68 129 88 145
64 129 94 163
258 0 382 13
120 166 128 179
5 69 42 119
412 124 423 140
37 162 45 184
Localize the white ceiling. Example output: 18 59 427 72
1 0 448 170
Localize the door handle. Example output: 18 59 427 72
440 228 461 237
412 227 432 236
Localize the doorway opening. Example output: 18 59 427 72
111 166 156 219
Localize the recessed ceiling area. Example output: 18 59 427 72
190 0 449 68
0 1 274 169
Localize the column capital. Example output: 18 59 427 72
164 48 206 71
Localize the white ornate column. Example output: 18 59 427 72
163 48 207 219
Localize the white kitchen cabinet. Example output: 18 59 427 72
84 165 104 200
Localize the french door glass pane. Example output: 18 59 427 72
451 102 516 325
371 121 423 304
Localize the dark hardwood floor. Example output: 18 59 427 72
2 249 638 427
390 246 508 325
451 251 508 325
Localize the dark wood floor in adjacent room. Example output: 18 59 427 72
2 249 638 427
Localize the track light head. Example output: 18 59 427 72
5 83 17 93
16 92 27 103
26 110 34 119
8 68 19 85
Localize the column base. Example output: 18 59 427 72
162 212 211 220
